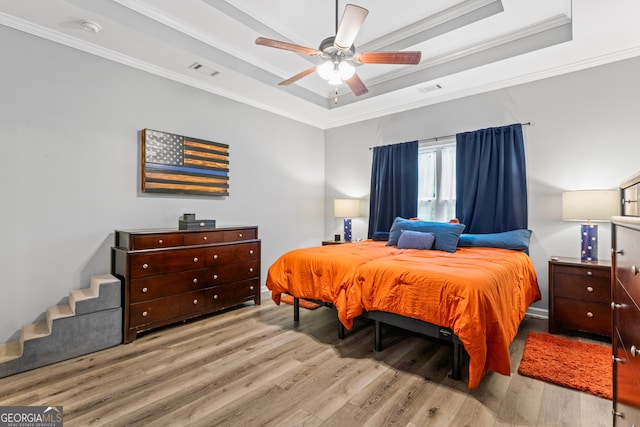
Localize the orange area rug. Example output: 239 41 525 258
517 331 611 399
279 294 321 310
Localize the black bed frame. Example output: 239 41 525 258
291 296 464 381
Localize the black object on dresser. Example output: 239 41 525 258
612 214 640 425
112 226 260 343
548 256 611 338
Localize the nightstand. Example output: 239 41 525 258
322 240 347 246
548 256 611 338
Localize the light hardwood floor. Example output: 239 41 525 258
0 294 611 426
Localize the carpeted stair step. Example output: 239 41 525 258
0 341 21 363
0 274 122 378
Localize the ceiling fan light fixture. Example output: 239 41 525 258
327 73 343 86
338 61 355 80
317 61 334 80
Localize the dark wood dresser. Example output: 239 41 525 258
548 256 611 337
112 226 260 343
612 215 640 425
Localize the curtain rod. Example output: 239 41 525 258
368 122 532 150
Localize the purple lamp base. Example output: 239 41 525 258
343 218 352 242
581 223 597 262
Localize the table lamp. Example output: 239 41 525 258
562 190 619 261
334 199 360 242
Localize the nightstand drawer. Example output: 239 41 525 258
553 272 611 303
554 297 611 336
553 264 610 280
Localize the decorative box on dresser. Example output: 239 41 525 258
612 195 640 423
112 226 260 343
548 256 611 338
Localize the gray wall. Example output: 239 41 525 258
325 56 640 316
0 26 325 342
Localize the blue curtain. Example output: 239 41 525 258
455 124 527 233
368 141 418 238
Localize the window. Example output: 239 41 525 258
417 140 456 221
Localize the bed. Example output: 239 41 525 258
265 225 540 389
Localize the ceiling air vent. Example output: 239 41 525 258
189 62 219 77
417 84 443 94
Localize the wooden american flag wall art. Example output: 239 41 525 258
141 129 229 196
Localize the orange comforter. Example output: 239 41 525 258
266 241 540 389
349 246 540 388
266 241 399 328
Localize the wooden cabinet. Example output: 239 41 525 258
548 257 611 337
612 216 640 425
112 226 260 343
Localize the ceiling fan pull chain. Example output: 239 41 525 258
334 86 339 104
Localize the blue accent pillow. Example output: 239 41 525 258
457 229 532 251
387 217 465 252
397 230 435 250
372 231 390 241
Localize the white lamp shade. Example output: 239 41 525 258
334 199 360 218
561 190 619 221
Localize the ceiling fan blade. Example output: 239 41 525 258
354 51 422 65
279 66 318 86
346 73 369 96
255 37 323 57
334 4 369 51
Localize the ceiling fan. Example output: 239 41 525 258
255 1 422 98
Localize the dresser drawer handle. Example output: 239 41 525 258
249 268 254 273
193 257 199 263
632 265 639 275
213 274 218 280
193 278 198 284
213 294 218 300
203 236 208 241
250 250 254 255
213 254 218 260
612 302 623 309
586 286 594 293
193 299 198 305
142 287 148 293
632 345 639 357
239 233 243 237
158 239 163 244
586 271 592 276
142 263 149 269
142 311 148 317
586 311 594 318
250 285 254 291
613 355 624 364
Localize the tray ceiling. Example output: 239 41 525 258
1 0 640 128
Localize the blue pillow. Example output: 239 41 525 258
387 217 465 252
372 231 390 241
397 230 435 250
457 229 532 251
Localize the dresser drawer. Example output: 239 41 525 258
129 269 208 303
131 234 184 250
208 260 259 286
206 242 259 266
205 279 259 309
129 290 205 327
554 297 611 336
615 285 640 398
222 228 257 242
183 231 224 246
614 225 640 304
553 272 610 303
129 248 206 279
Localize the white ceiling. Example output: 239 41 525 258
1 0 640 129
